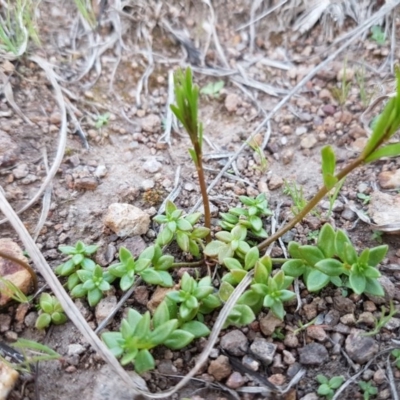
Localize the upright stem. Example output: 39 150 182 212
194 143 211 243
258 155 365 252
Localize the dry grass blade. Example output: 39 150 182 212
249 0 263 54
0 56 67 225
0 70 33 125
158 70 174 145
386 356 399 400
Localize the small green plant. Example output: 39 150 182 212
219 193 272 238
306 230 319 243
95 112 111 129
363 301 396 336
357 192 371 205
359 380 378 400
74 0 97 28
0 0 40 56
200 80 224 97
166 272 221 322
293 316 317 335
283 180 315 216
247 138 268 173
332 59 352 106
102 309 179 374
355 66 374 107
370 25 386 45
70 264 115 307
35 293 67 329
55 241 98 290
391 349 400 369
0 277 31 303
316 375 344 399
154 201 210 256
371 230 383 243
272 327 285 340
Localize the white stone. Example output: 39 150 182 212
103 203 150 237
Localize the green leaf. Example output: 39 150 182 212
102 331 123 354
251 283 269 296
299 245 325 266
368 245 388 267
329 376 344 389
193 286 213 300
349 273 366 294
315 259 344 276
224 258 243 270
150 319 178 345
316 374 328 384
270 300 285 320
51 312 67 325
165 200 177 215
59 259 76 276
321 146 337 189
204 240 223 257
153 301 170 328
288 241 301 258
218 244 234 264
164 330 195 350
39 293 53 314
35 313 51 330
282 259 306 278
237 290 263 313
176 231 190 252
366 142 400 162
88 288 103 306
280 290 295 302
135 349 155 374
245 247 259 270
157 227 174 246
58 245 78 255
317 224 336 258
218 281 234 302
364 278 384 296
231 225 247 241
70 284 87 298
185 212 202 225
81 258 96 270
191 227 210 239
225 304 255 328
306 270 330 292
120 274 135 291
181 321 210 338
134 311 151 338
335 230 355 263
318 384 332 396
119 247 133 264
140 269 163 285
177 219 192 231
254 261 269 284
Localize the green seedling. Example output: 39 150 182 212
391 349 400 369
171 68 211 241
219 193 272 238
327 177 345 218
371 230 383 243
0 338 60 374
0 277 31 303
293 316 317 335
109 245 173 289
316 375 344 400
154 201 210 256
283 180 317 217
359 380 378 400
272 327 285 340
200 80 224 97
167 272 221 322
95 112 110 129
357 192 371 205
70 264 115 307
283 223 386 295
306 230 319 243
35 293 67 330
102 309 178 374
74 0 97 28
363 301 396 336
356 66 375 107
0 0 40 56
55 241 98 290
247 139 268 173
204 224 250 264
370 25 386 45
332 59 352 106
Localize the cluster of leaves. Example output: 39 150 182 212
316 375 344 399
35 293 67 329
154 201 210 257
359 380 378 400
391 348 400 369
282 223 386 296
219 193 272 238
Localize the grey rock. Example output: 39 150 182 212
250 338 277 366
67 344 85 357
384 317 400 330
259 311 284 336
300 393 319 400
95 295 117 325
287 362 302 379
300 134 317 149
220 330 248 356
104 203 150 237
367 276 395 305
295 126 307 136
333 296 356 314
242 355 259 371
236 156 247 171
143 158 162 173
357 312 375 327
21 174 38 184
345 330 379 364
341 206 356 221
268 175 284 190
157 360 177 375
141 114 161 133
299 343 329 366
13 164 29 179
0 315 11 332
283 350 296 365
281 148 294 165
91 364 147 400
283 332 299 348
183 182 195 191
0 130 19 167
226 371 246 389
325 309 340 326
320 200 344 212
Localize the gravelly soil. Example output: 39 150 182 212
1 1 400 399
